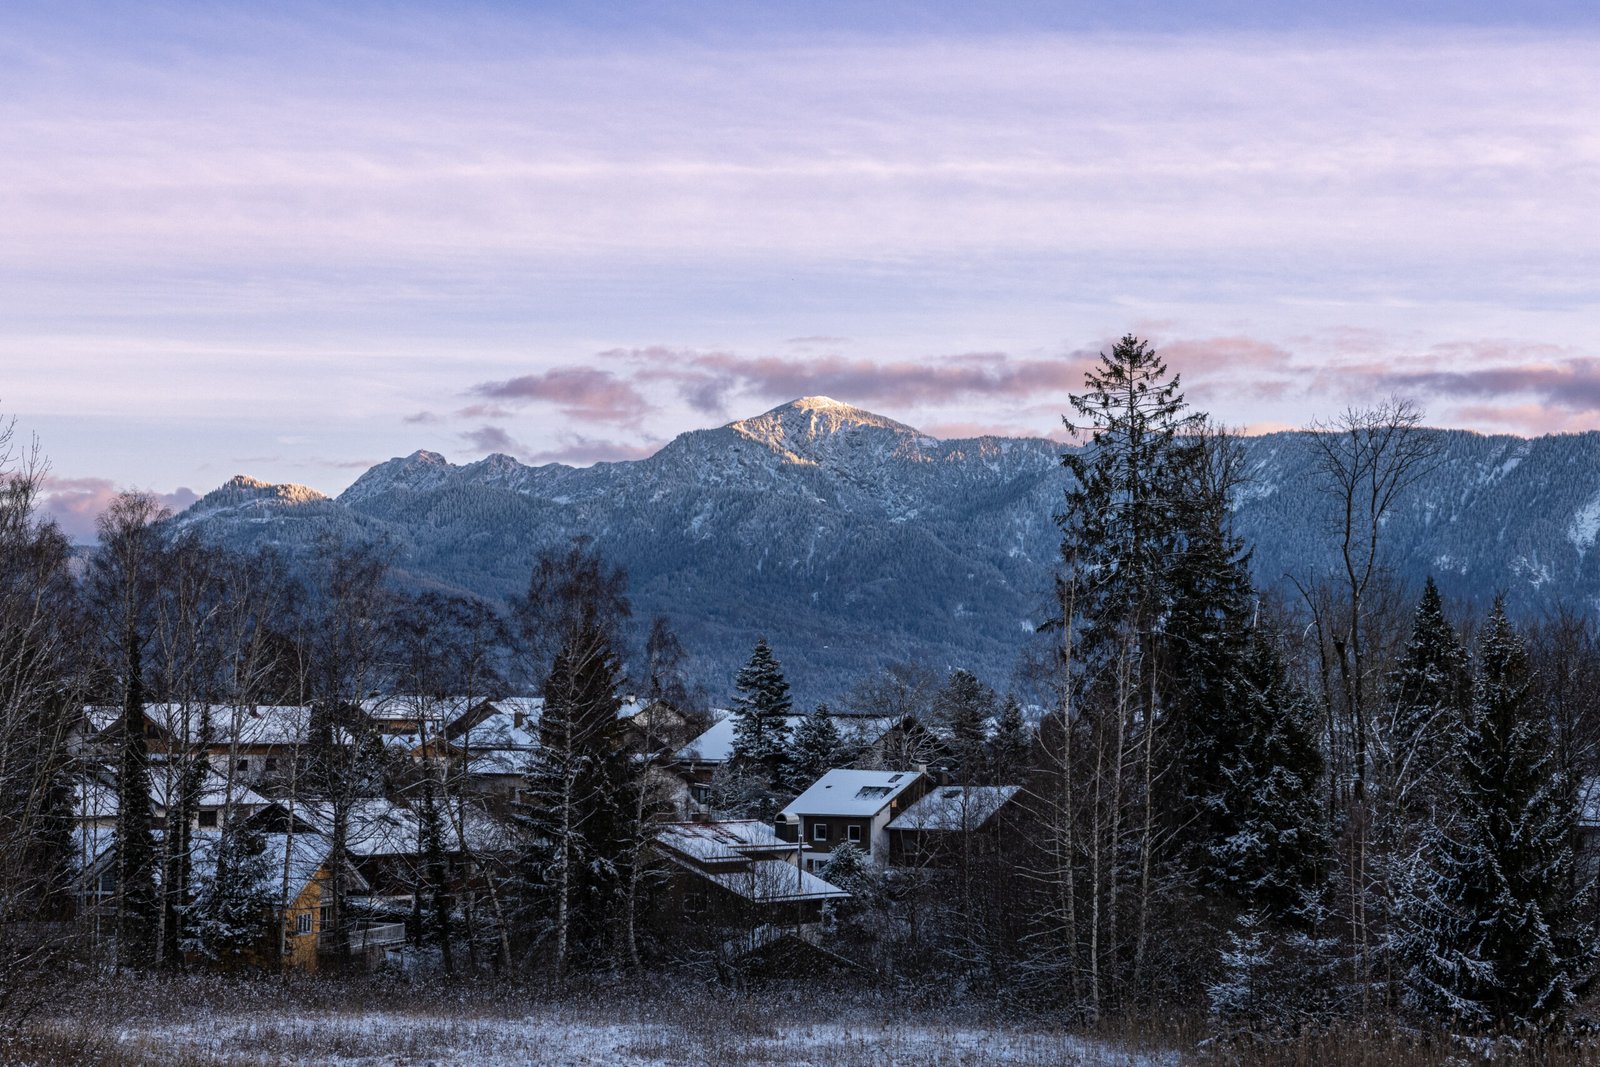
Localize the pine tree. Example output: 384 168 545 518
792 703 844 787
1206 632 1327 924
195 819 273 964
986 695 1031 785
726 638 795 813
1383 576 1470 818
114 639 159 969
517 620 632 975
934 669 995 781
1395 600 1591 1030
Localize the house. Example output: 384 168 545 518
82 703 320 786
888 784 1023 868
71 822 372 973
653 820 849 954
671 711 938 811
282 795 513 908
775 769 931 871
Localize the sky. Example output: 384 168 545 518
3 1 1599 539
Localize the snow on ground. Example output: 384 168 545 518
42 1007 1176 1066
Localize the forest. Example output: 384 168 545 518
6 337 1600 1065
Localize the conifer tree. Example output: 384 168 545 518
517 620 631 975
114 640 159 969
792 703 845 787
195 818 273 964
1383 576 1470 817
986 695 1031 785
1206 631 1327 923
726 637 795 811
934 669 995 781
1395 601 1591 1030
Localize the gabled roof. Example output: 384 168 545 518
86 703 319 748
889 785 1022 832
657 820 794 865
688 858 850 904
674 713 802 764
284 796 512 856
780 769 926 819
72 765 272 822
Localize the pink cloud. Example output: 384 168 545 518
38 477 199 544
628 347 1104 415
467 368 649 424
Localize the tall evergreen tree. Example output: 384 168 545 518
517 620 632 975
1383 576 1470 817
114 639 159 968
792 703 845 787
1205 631 1328 924
726 637 795 811
1395 601 1592 1030
986 695 1031 785
934 669 995 781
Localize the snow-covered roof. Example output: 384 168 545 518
657 820 794 865
190 829 352 905
674 714 805 764
780 769 927 819
73 765 272 821
87 703 318 748
889 785 1021 832
285 797 510 856
691 858 850 904
458 707 540 750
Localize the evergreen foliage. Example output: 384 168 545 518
986 695 1031 785
1395 600 1592 1030
933 669 996 780
726 637 795 812
193 820 273 964
1384 576 1470 815
114 640 159 969
516 619 635 974
1205 632 1328 923
791 704 845 786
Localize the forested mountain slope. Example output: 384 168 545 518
169 397 1600 698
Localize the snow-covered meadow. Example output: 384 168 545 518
10 978 1176 1067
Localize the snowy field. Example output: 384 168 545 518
14 981 1177 1067
64 1012 1173 1066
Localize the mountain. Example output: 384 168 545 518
171 398 1600 700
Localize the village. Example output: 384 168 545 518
67 688 1030 978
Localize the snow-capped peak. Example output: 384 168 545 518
339 449 456 504
727 397 927 466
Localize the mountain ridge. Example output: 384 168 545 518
171 400 1600 700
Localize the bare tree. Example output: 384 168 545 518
0 414 83 1020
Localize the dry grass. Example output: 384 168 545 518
14 976 1600 1067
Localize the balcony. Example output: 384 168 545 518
320 921 407 952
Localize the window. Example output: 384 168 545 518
812 822 829 842
847 824 862 843
854 786 890 799
197 810 218 828
265 757 279 773
234 758 250 774
295 912 313 935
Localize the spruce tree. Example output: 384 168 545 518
517 620 632 975
792 703 844 787
933 669 995 781
1395 601 1590 1030
114 640 159 969
1384 576 1470 817
986 695 1031 785
196 819 273 964
726 637 795 812
1206 632 1327 923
